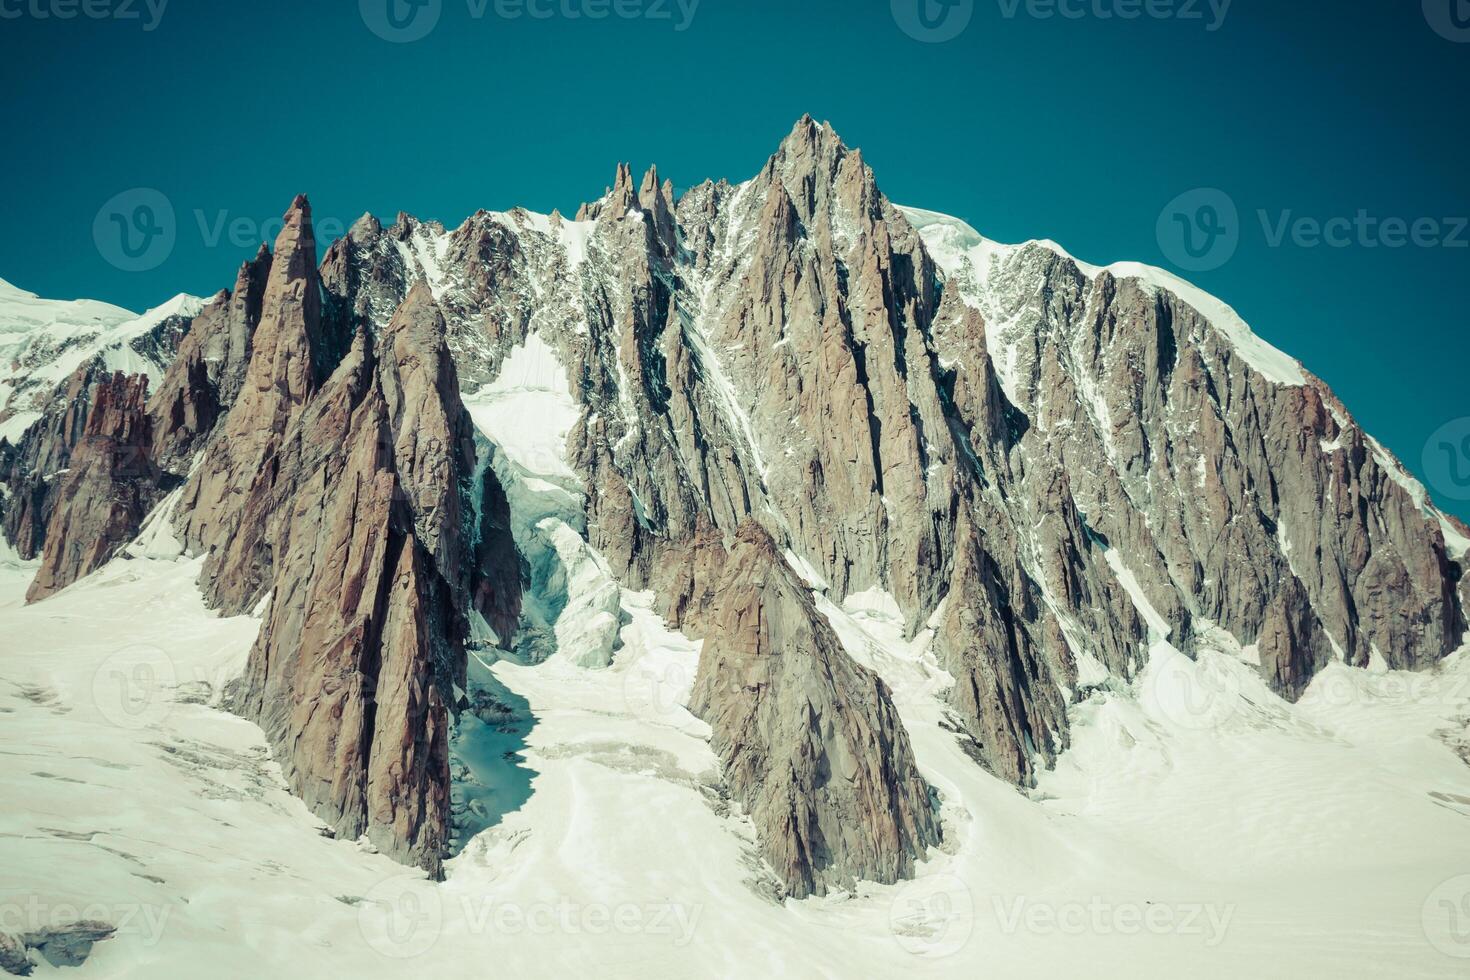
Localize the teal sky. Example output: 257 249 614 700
2 0 1467 520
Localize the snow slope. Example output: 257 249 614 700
6 456 1470 977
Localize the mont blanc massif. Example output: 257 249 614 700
2 118 1467 978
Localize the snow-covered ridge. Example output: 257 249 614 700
897 205 1308 387
898 205 1468 560
0 281 206 442
0 276 135 335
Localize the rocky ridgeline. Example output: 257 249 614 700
2 117 1464 894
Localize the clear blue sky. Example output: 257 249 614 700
2 0 1467 520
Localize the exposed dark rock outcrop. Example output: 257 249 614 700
682 522 941 899
296 117 1466 886
206 271 519 876
0 921 116 976
25 372 161 602
0 361 111 560
148 244 271 475
175 195 327 610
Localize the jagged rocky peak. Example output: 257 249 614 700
557 116 1464 802
177 226 522 876
575 161 656 223
1 360 113 559
175 193 330 610
0 288 207 561
910 201 1467 706
256 194 325 403
5 118 1466 906
680 521 942 898
349 211 382 242
638 164 676 245
759 114 884 236
148 242 272 474
27 371 160 602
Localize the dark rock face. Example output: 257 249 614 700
0 921 116 976
0 361 109 560
925 239 1468 696
683 522 941 899
188 237 519 874
225 319 460 875
176 196 327 610
26 372 161 602
0 931 29 977
29 196 530 878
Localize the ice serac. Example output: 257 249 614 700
223 282 519 876
26 373 160 601
682 522 941 899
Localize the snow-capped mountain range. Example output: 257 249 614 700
2 117 1467 978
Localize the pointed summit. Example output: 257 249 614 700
175 194 327 600
575 163 642 222
606 162 636 217
753 116 880 232
638 164 661 199
775 114 847 160
249 194 323 406
638 165 676 246
349 212 382 243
